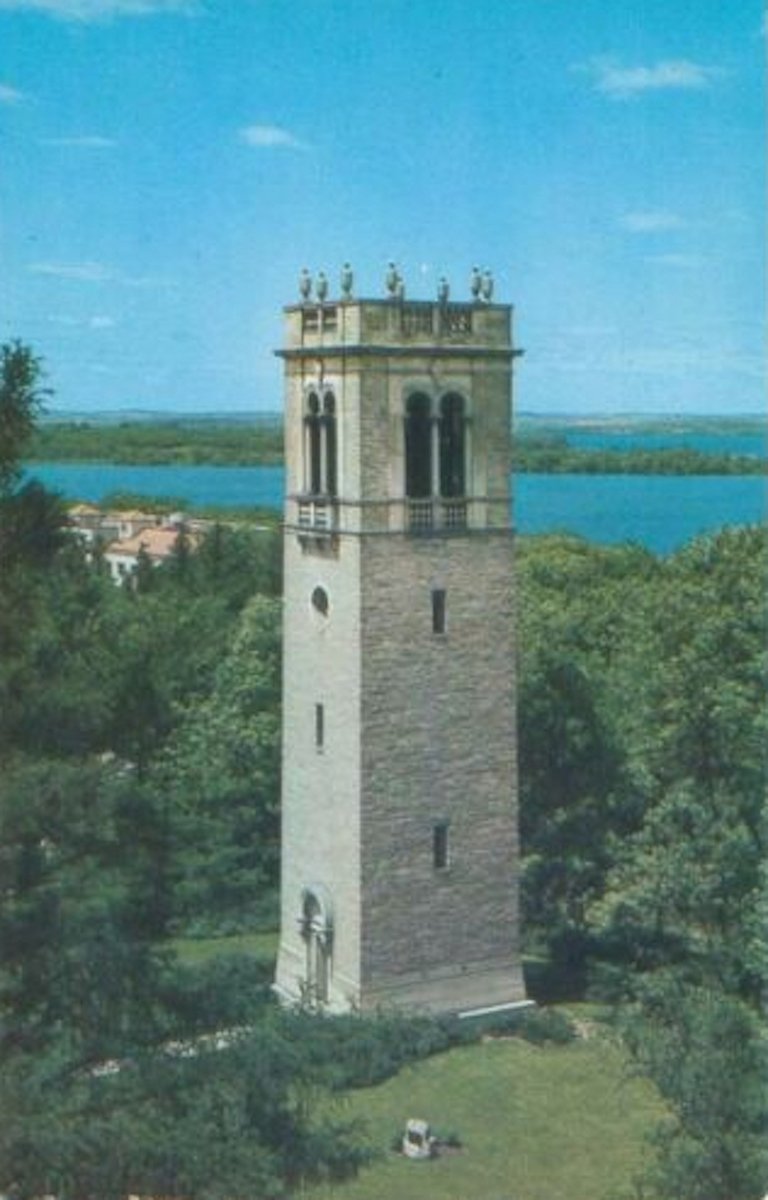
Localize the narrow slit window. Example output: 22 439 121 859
433 822 450 870
432 588 446 635
315 702 324 750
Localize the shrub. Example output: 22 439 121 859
161 953 273 1035
516 1007 576 1044
434 1128 463 1148
275 1010 473 1091
466 1004 576 1043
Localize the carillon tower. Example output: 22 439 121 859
274 264 526 1015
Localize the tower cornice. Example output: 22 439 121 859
276 345 521 361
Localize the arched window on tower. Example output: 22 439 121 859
300 886 333 1006
323 391 337 498
305 392 322 494
439 393 466 498
304 390 338 497
405 393 432 498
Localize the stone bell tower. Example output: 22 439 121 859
274 265 526 1015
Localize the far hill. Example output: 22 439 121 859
30 412 767 474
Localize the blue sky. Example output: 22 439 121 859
1 0 764 414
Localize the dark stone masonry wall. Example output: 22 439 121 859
359 533 523 1011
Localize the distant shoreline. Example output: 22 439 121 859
42 410 767 431
29 413 767 476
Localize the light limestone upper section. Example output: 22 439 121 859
279 298 517 538
279 299 513 356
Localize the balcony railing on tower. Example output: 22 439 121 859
297 498 337 533
407 498 468 532
290 495 508 536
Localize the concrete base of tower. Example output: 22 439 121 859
358 960 527 1017
457 998 535 1021
274 942 528 1017
272 979 360 1015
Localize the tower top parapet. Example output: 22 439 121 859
281 263 515 356
281 295 514 356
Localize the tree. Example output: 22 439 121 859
0 758 169 1063
0 757 367 1200
191 521 282 607
0 542 119 758
516 535 654 967
619 979 767 1200
587 528 768 1200
514 529 766 1196
0 341 49 497
0 342 65 577
0 1027 369 1200
157 594 282 933
0 345 68 755
0 480 66 572
593 528 766 992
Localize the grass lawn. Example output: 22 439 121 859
316 1031 662 1200
167 937 662 1198
169 931 278 966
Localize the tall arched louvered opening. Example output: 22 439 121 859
439 392 466 498
323 391 337 498
405 392 432 498
305 391 322 494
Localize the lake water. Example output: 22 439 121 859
27 462 765 555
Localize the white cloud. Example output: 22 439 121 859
581 58 723 100
47 313 116 328
619 210 687 233
0 82 25 103
240 123 305 150
40 135 117 147
31 260 112 282
0 0 197 20
30 261 171 288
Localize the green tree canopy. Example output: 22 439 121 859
0 341 49 496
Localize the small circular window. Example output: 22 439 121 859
311 586 329 617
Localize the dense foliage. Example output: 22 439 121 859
30 418 283 465
518 527 767 1199
515 436 767 475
